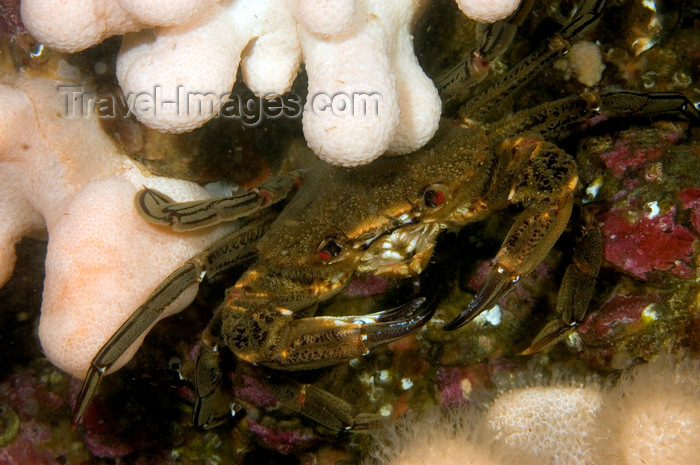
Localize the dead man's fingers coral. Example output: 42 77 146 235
20 0 522 166
0 71 234 379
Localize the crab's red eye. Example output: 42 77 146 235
317 238 342 261
424 189 445 207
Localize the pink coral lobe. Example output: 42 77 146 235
599 141 663 178
579 294 658 338
247 420 319 455
232 375 278 409
679 187 700 233
598 207 696 279
343 274 390 297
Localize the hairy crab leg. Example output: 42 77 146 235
136 171 302 231
522 214 601 354
224 295 434 370
445 90 697 332
444 138 577 330
458 0 608 124
192 297 434 428
491 90 700 142
71 211 276 427
437 0 534 115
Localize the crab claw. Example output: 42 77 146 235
362 297 434 345
225 296 435 371
442 265 518 331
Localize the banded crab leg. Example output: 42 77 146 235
71 210 277 427
444 90 698 334
136 171 302 231
193 350 385 431
458 0 608 124
261 375 385 431
437 0 534 115
522 212 601 354
444 136 578 331
491 90 700 143
193 298 433 430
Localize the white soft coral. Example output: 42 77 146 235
20 0 521 166
367 407 507 465
486 383 603 465
594 356 700 465
20 0 217 51
367 356 700 465
297 0 440 165
0 69 234 378
454 0 521 22
115 0 301 133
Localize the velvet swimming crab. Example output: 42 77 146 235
72 0 698 431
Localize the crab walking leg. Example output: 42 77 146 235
136 171 302 231
458 0 608 124
193 340 375 431
193 349 385 432
192 295 433 428
191 317 229 429
491 91 700 142
596 90 700 120
71 211 276 426
443 90 698 332
282 383 374 431
444 139 577 330
437 0 534 115
522 216 601 354
264 376 384 431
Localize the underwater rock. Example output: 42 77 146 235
436 363 490 408
678 187 700 234
583 124 699 280
246 418 320 455
598 206 695 279
343 274 391 297
0 367 84 465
